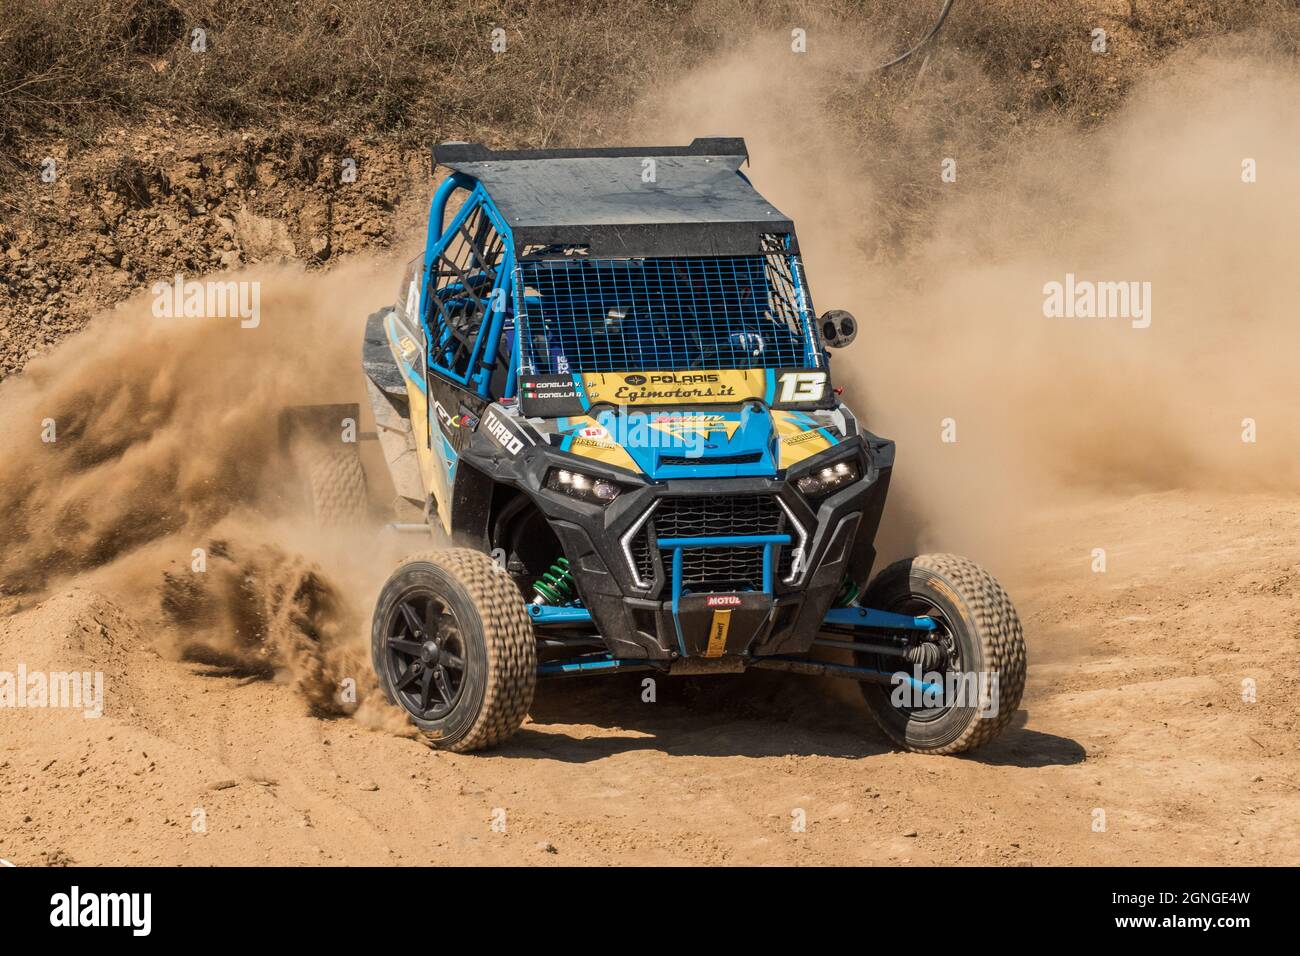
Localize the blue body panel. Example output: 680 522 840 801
529 605 594 624
555 404 782 479
823 606 938 632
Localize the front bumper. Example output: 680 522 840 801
514 433 894 661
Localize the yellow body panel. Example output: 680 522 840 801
561 416 641 472
771 409 836 467
387 316 452 533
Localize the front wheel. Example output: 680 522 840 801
857 553 1026 755
371 549 536 752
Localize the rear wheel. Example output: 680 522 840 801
302 442 368 526
371 549 536 752
857 553 1026 754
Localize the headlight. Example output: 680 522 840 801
545 468 624 505
795 458 860 499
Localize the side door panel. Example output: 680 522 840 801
388 255 440 505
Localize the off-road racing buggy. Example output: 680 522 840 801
338 138 1025 754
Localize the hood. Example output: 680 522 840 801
548 405 841 480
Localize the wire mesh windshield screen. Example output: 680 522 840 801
514 250 821 375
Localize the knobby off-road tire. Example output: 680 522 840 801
371 549 536 752
303 443 368 526
858 553 1027 755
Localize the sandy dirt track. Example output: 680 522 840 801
2 488 1296 866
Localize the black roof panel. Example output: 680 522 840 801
432 139 796 257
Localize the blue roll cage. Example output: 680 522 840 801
417 172 819 403
418 173 520 399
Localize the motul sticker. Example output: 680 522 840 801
706 594 742 607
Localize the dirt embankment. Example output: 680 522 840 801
0 127 422 377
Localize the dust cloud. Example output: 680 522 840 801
0 258 405 718
635 33 1300 564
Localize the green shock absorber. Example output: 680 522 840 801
532 558 574 605
833 575 862 608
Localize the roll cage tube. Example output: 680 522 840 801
418 173 518 399
421 177 824 400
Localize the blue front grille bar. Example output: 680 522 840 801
656 534 792 600
657 533 791 657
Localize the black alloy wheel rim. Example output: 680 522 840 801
386 590 468 720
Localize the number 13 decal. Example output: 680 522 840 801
777 371 827 403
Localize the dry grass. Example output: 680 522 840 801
2 0 1298 238
0 0 702 163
